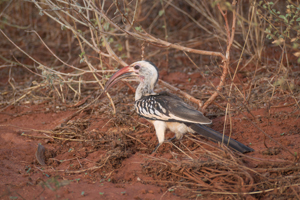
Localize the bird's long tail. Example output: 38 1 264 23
186 123 254 153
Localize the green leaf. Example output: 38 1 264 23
75 178 80 183
103 22 110 31
135 26 142 31
159 10 164 16
120 54 127 59
117 44 123 51
225 2 232 9
279 15 288 23
292 42 299 48
79 52 85 58
296 17 300 21
108 38 114 43
26 167 31 173
99 192 104 195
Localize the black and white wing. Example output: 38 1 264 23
134 92 212 124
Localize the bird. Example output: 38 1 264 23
104 60 254 153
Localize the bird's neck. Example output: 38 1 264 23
135 81 155 100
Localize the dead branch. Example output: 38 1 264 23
202 1 238 110
158 79 203 108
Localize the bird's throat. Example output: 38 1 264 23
135 82 155 100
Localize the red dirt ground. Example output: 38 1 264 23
0 71 300 200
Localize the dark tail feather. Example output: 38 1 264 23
186 123 254 153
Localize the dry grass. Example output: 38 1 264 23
142 142 300 199
1 0 300 199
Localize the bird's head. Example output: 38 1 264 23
104 60 159 92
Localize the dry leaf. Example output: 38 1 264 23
291 38 298 42
272 38 285 44
294 52 300 57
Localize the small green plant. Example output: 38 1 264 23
257 1 300 62
79 52 85 63
75 178 80 183
40 177 71 191
25 166 31 173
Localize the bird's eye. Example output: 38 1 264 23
134 65 140 70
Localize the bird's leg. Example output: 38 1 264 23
151 143 162 154
168 131 183 142
151 121 167 154
168 136 177 142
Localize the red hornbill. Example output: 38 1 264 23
104 61 254 153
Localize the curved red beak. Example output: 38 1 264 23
104 66 135 92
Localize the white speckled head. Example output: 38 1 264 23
130 60 159 88
129 61 159 100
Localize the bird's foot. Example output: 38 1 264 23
151 140 176 154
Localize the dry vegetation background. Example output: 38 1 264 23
1 0 300 199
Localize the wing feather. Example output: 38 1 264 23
135 92 211 124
